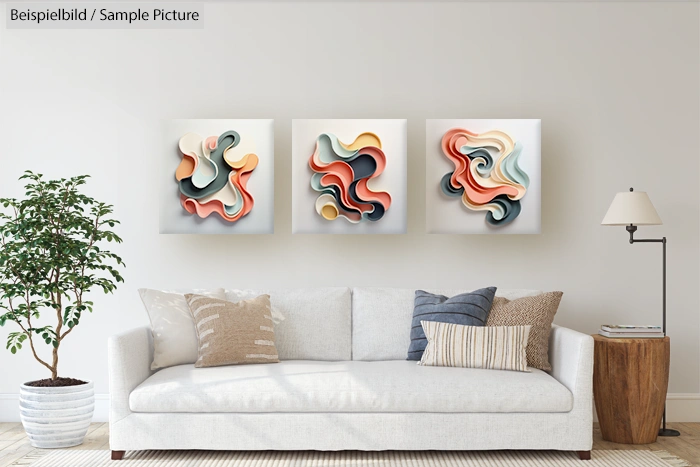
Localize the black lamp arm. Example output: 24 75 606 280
626 224 665 244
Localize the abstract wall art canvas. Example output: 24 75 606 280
292 119 407 234
425 119 541 234
159 119 274 234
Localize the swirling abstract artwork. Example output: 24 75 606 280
440 128 530 227
308 132 392 223
175 131 258 222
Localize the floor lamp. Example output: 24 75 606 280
601 188 680 437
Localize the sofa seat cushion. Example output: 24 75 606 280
129 360 572 414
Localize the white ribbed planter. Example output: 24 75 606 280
19 381 94 449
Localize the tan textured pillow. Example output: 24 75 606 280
184 294 279 368
419 322 531 372
486 291 563 371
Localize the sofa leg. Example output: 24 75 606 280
111 451 125 460
576 451 591 460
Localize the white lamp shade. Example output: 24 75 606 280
601 190 662 226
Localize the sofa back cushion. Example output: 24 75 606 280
225 287 351 361
352 287 542 361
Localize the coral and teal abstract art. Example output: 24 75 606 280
160 119 274 235
292 119 407 234
426 119 541 234
308 132 392 223
176 131 258 222
440 128 529 227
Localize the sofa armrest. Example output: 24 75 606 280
549 325 594 409
108 326 153 425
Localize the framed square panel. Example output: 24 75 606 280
159 119 274 234
426 119 541 234
292 119 407 234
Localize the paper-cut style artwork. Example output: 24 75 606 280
308 132 392 223
439 128 529 227
176 131 258 222
425 119 540 234
292 119 407 234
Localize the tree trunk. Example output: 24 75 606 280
53 282 62 381
51 345 59 380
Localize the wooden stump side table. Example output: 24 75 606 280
592 334 670 444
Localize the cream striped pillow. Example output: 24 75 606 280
185 294 279 368
419 321 531 372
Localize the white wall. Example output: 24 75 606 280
0 2 698 421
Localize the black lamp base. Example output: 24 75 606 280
658 428 681 437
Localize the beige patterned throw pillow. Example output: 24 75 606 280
419 321 531 372
184 294 279 368
486 291 563 371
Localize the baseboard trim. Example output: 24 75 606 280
2 393 700 423
666 393 700 423
0 393 110 422
667 393 700 400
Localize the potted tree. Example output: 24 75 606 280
0 172 124 448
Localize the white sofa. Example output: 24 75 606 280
108 287 594 460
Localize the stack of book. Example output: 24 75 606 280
598 325 664 338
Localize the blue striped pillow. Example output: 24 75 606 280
407 287 497 361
